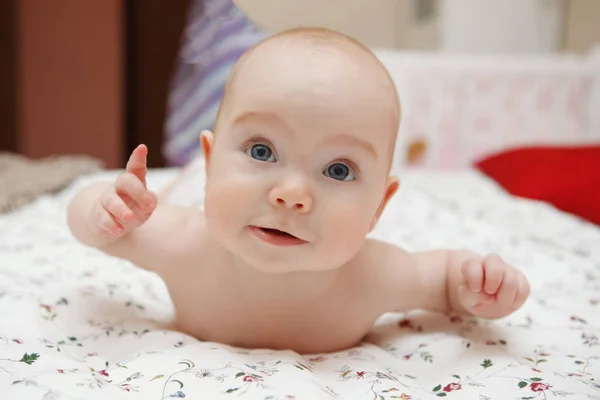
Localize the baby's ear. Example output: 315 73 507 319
370 176 399 231
200 130 214 170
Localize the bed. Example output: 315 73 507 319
1 160 599 400
2 47 600 399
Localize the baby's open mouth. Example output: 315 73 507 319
259 227 297 239
249 226 307 246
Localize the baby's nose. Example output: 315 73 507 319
268 183 312 213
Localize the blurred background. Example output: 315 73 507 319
1 0 599 169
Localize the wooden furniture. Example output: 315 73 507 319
0 0 190 168
0 0 18 155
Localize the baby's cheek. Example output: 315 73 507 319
206 171 251 204
204 180 247 227
326 203 371 251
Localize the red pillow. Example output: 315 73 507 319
474 145 600 226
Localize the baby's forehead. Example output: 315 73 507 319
233 34 389 88
228 35 398 113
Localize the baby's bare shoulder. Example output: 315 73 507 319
347 239 422 311
354 238 416 275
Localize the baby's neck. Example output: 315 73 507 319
221 249 344 304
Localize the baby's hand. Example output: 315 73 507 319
458 254 530 319
91 144 157 239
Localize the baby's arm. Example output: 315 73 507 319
67 145 203 273
367 240 530 318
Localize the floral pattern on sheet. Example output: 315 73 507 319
1 170 599 400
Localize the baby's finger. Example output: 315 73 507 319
458 284 492 310
115 173 155 213
462 258 484 293
496 268 519 307
483 254 505 295
101 192 134 224
512 272 531 310
122 191 156 220
97 208 124 236
143 190 158 213
125 144 148 187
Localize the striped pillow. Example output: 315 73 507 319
163 0 266 166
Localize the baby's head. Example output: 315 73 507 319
201 27 401 273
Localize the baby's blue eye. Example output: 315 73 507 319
324 163 355 181
247 144 276 162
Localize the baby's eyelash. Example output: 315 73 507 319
241 137 275 151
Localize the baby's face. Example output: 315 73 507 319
203 39 399 273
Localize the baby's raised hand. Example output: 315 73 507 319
91 144 157 239
458 254 530 319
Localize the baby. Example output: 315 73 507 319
67 27 530 354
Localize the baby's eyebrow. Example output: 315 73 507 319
232 111 289 130
328 133 378 159
229 110 296 139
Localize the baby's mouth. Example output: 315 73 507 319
260 227 297 239
249 226 307 246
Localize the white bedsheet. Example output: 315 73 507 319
0 167 598 400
